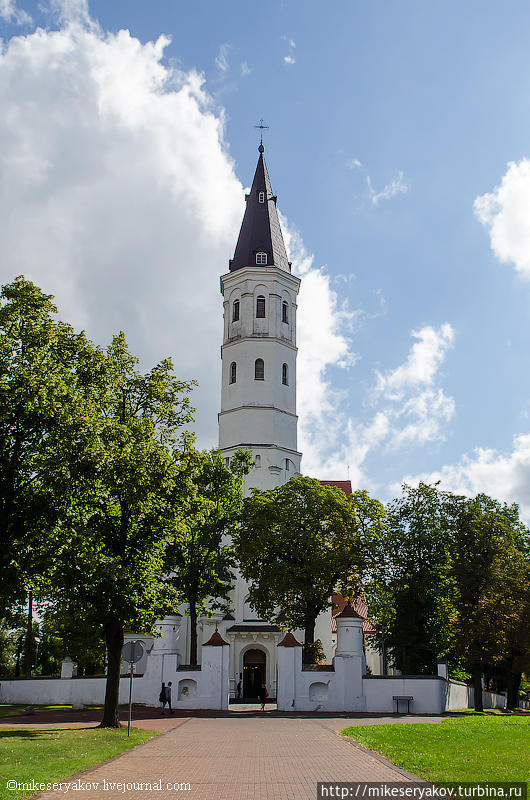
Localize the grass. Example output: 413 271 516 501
0 726 159 800
341 712 530 783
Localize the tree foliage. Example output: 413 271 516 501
234 477 376 644
446 493 530 709
43 333 196 726
366 483 452 675
0 278 97 617
165 448 253 664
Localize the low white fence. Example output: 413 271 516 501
0 634 230 711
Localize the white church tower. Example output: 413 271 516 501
219 143 302 491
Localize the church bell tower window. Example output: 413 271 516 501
256 252 267 266
254 358 264 381
282 363 289 386
232 299 239 322
282 301 289 323
256 295 266 317
229 362 237 384
258 191 265 203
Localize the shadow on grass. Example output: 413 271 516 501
0 726 98 740
446 709 530 717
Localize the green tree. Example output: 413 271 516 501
447 493 530 710
0 277 100 673
367 483 452 675
165 448 253 665
44 333 195 727
234 477 371 644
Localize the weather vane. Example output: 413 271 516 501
255 118 269 152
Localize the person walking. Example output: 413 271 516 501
159 682 168 715
159 681 175 714
236 680 242 700
166 681 174 714
258 682 268 711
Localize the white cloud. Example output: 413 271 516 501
367 170 409 206
375 323 455 400
215 43 231 73
0 6 243 446
474 158 530 277
398 433 530 522
282 36 296 65
0 0 32 24
240 61 252 76
348 158 362 169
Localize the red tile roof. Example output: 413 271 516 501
319 480 353 496
204 630 228 646
331 593 378 634
278 631 303 647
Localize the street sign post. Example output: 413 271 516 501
122 641 144 737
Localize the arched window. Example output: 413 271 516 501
256 295 266 318
254 358 264 381
282 363 288 386
254 455 261 468
256 252 267 266
282 301 289 324
258 191 265 203
229 362 237 384
232 299 239 322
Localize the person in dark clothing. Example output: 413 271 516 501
258 683 268 711
166 681 174 713
159 682 168 714
159 681 175 714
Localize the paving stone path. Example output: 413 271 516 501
31 712 438 800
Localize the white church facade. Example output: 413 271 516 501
151 144 383 699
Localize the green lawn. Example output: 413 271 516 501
341 712 530 783
0 726 158 800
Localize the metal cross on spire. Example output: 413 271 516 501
255 118 269 152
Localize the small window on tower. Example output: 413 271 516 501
282 363 288 386
256 295 266 317
282 301 289 324
232 299 239 322
225 457 230 467
256 252 267 266
229 362 237 384
258 191 265 203
255 455 261 468
254 358 264 381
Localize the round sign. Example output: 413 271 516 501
122 641 144 664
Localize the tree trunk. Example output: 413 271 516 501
472 665 483 712
189 601 198 666
22 591 33 678
303 612 316 645
99 619 124 728
506 671 521 710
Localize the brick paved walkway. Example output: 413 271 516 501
33 714 431 800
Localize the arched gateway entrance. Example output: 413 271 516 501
243 649 266 698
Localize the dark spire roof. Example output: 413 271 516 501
229 149 290 272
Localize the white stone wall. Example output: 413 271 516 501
363 677 445 714
443 679 506 711
0 640 230 711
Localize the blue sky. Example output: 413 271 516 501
2 0 530 513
